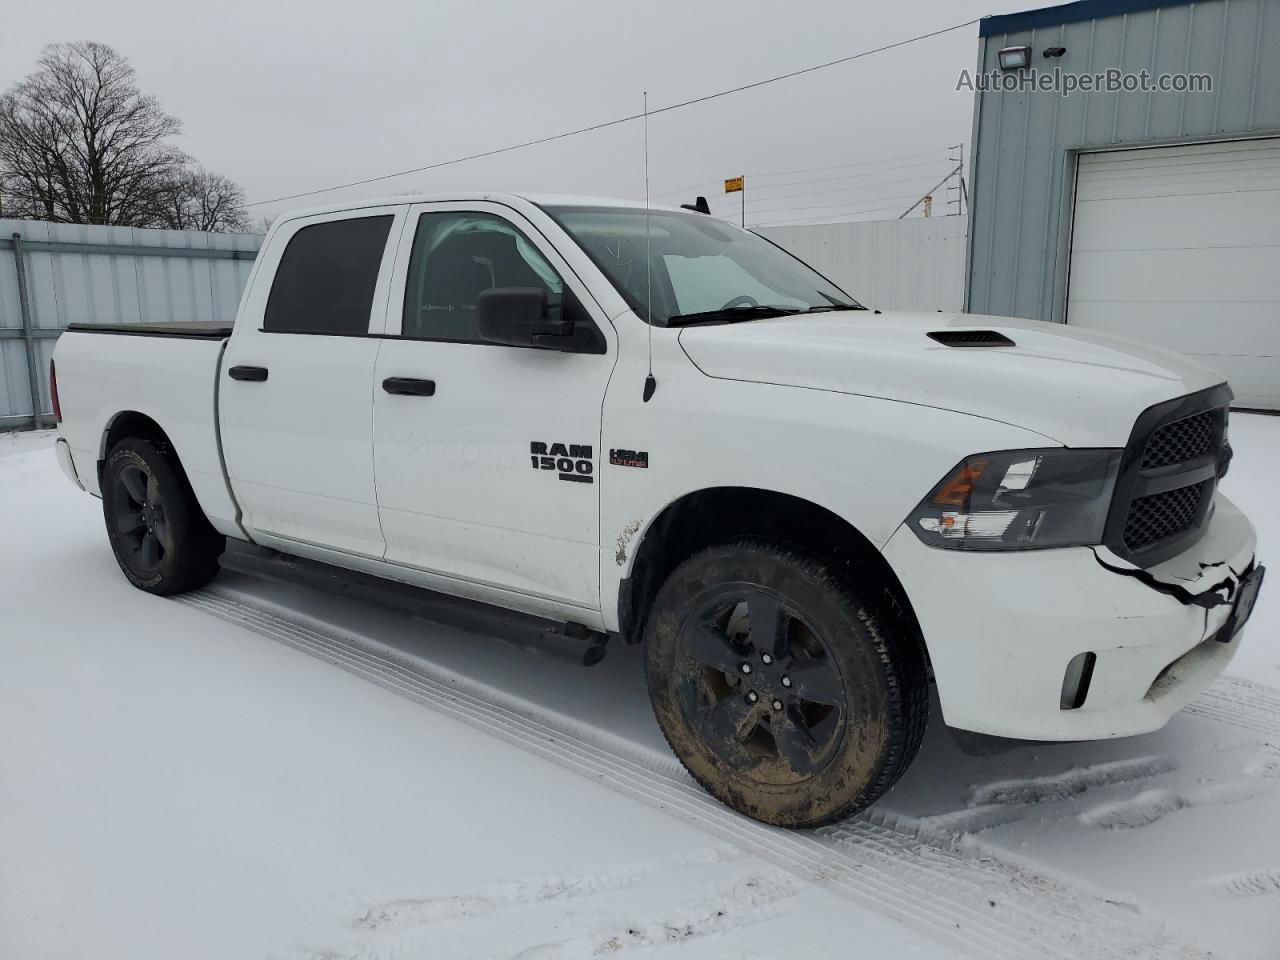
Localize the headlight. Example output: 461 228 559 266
908 448 1122 551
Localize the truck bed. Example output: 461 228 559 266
66 322 233 340
55 325 241 537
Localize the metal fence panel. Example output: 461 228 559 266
0 219 262 428
759 215 968 313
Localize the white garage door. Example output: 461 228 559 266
1066 138 1280 409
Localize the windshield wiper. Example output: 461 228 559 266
666 305 802 327
799 303 867 313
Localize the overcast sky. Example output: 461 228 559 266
1 0 1042 228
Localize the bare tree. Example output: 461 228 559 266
0 42 249 231
151 167 250 232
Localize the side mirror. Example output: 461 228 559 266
477 287 574 349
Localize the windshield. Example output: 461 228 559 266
545 206 861 326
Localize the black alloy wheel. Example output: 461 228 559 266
102 437 225 595
110 460 170 575
678 588 845 783
644 541 929 827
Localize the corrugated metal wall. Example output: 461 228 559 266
966 0 1280 324
760 215 968 312
0 220 261 428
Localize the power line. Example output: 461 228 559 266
753 202 916 227
741 179 952 216
746 191 925 226
730 160 954 204
741 146 952 182
246 18 981 208
651 155 949 203
694 165 951 220
648 147 952 200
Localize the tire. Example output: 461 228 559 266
102 437 225 595
643 540 929 828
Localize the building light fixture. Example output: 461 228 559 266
997 45 1032 71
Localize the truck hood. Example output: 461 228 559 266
678 311 1226 447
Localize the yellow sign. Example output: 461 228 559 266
724 176 744 193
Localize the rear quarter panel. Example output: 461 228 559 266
53 331 241 536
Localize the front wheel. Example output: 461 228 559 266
644 541 929 827
102 438 224 595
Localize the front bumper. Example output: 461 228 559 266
883 492 1258 741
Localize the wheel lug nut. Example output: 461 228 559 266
772 699 783 711
781 676 792 688
740 663 752 675
761 653 773 665
746 691 759 703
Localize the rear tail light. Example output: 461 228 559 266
49 358 62 424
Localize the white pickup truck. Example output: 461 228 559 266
51 193 1264 827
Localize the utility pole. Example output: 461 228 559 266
897 162 963 219
946 143 966 216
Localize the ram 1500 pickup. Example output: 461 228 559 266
51 193 1264 827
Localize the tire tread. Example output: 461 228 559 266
644 538 929 827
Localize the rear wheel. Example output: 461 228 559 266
102 438 224 595
644 540 928 827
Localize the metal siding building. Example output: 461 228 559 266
966 0 1280 408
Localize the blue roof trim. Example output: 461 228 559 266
979 0 1197 37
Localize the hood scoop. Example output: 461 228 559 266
927 329 1016 348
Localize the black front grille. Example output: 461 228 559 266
1122 481 1208 552
1140 411 1216 469
1104 384 1232 568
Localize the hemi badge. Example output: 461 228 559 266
609 448 649 468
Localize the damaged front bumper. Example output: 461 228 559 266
882 492 1260 741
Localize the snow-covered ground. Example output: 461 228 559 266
1 416 1276 960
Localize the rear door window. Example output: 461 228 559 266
264 215 394 334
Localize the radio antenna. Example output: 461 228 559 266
642 90 657 403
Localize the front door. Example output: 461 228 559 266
220 208 403 557
373 202 616 613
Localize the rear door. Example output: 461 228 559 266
372 201 616 614
220 207 403 557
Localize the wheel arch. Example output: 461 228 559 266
98 411 204 517
100 410 173 461
617 486 927 664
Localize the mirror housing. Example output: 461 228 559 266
478 287 576 349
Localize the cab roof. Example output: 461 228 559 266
275 192 694 223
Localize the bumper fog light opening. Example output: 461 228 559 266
1060 651 1097 710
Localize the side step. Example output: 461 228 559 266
217 541 612 666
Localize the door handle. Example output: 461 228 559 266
382 377 436 397
228 365 269 382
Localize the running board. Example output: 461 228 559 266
217 541 611 666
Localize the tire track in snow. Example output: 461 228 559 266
966 755 1180 807
508 869 803 960
1206 867 1280 898
1188 676 1280 737
336 864 796 960
178 587 1224 960
350 845 746 932
1077 780 1273 830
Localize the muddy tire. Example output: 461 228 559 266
102 437 225 595
643 540 929 828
